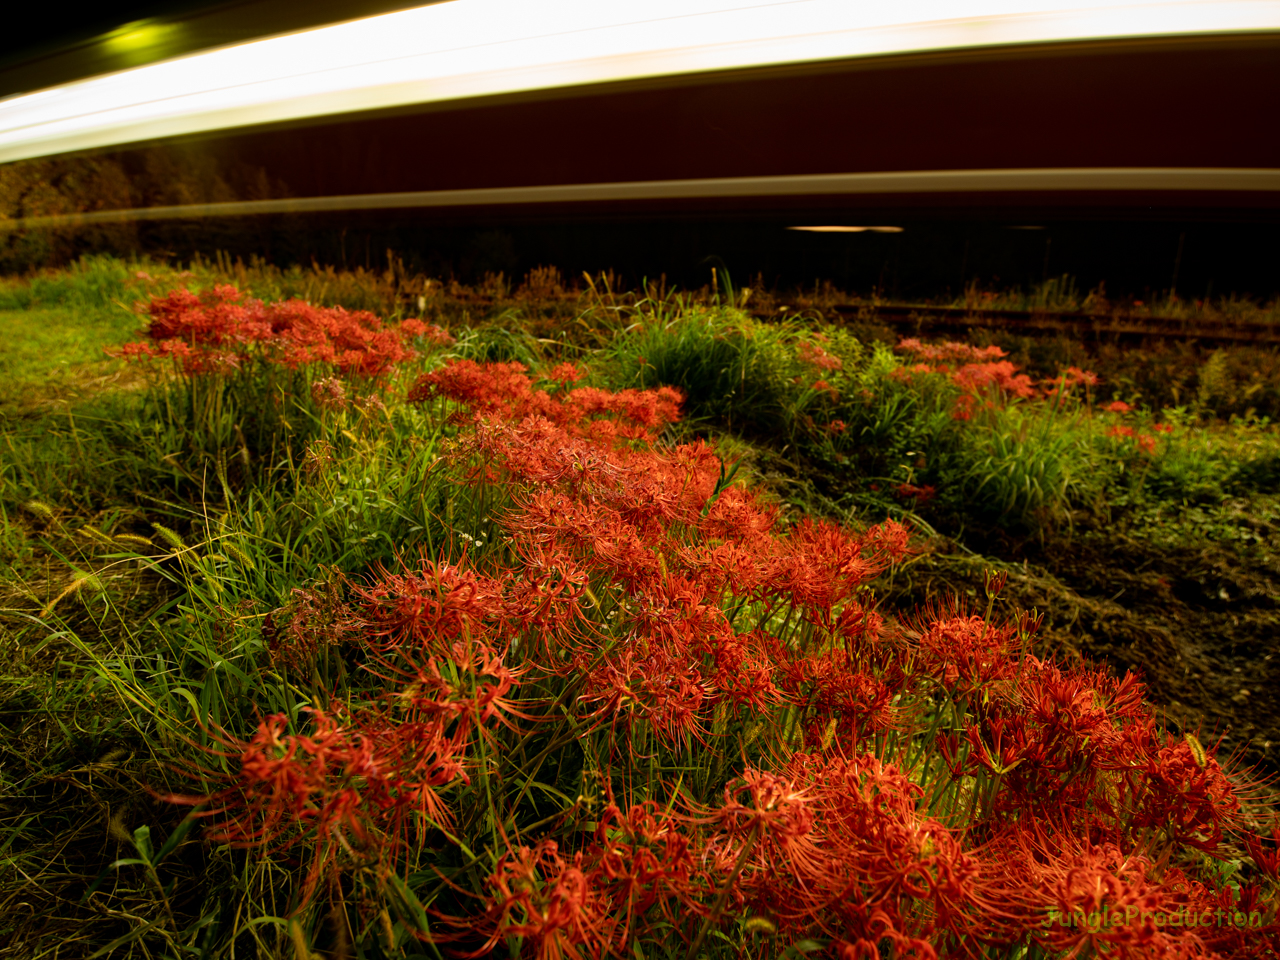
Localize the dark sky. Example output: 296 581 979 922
2 2 227 68
1 1 437 96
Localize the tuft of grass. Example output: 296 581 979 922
958 402 1091 520
604 303 857 442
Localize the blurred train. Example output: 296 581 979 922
1 1 1277 294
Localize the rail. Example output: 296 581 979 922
787 303 1280 346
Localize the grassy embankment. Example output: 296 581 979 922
0 255 1278 959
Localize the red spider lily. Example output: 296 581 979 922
949 361 1039 400
578 645 715 748
984 824 1225 959
766 517 880 612
1130 734 1242 852
1243 823 1280 881
163 705 475 906
398 317 455 346
704 628 783 713
897 339 1007 364
836 600 890 667
1193 884 1280 960
118 285 418 378
833 912 939 960
119 337 246 376
716 766 812 838
457 800 711 959
906 604 1020 696
897 340 1105 414
544 361 585 385
811 379 839 399
352 557 510 654
157 354 1263 953
705 765 830 925
964 714 1031 778
564 385 683 432
781 654 897 749
1023 663 1114 742
508 492 659 590
503 547 592 652
719 752 978 952
632 570 725 640
408 358 537 415
469 418 629 494
700 485 780 549
373 638 532 733
862 518 914 567
674 539 768 597
978 661 1130 815
471 438 717 565
1058 366 1100 389
1107 424 1160 454
593 798 707 942
467 420 715 525
1044 366 1101 397
1105 400 1134 413
614 443 720 532
797 340 844 371
469 841 619 960
894 483 937 506
409 359 683 439
918 655 1182 837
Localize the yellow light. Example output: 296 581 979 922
0 1 1277 163
788 226 904 233
102 21 178 55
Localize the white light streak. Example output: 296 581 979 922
0 1 1278 162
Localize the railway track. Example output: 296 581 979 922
796 303 1280 346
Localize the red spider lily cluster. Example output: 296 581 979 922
797 337 845 373
1107 425 1160 455
894 339 1093 420
893 339 1182 464
115 284 452 377
894 483 937 507
165 357 1277 958
1103 403 1176 456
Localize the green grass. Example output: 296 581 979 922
0 304 142 414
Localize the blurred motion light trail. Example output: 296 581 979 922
1 0 1279 163
3 169 1279 234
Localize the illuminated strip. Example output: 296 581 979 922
3 168 1277 229
1 0 1279 163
